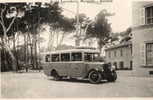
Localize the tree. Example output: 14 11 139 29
0 3 27 71
85 9 112 54
74 13 93 46
48 16 75 51
119 27 132 43
75 13 87 24
19 2 65 69
58 16 75 45
0 2 68 71
105 27 132 48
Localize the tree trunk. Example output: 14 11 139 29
56 31 59 49
1 36 16 71
98 39 104 57
1 37 6 71
4 44 17 71
0 46 1 71
48 30 55 51
34 34 38 69
0 11 17 71
13 33 19 70
30 41 34 69
27 33 34 68
24 34 26 65
58 32 65 47
32 33 38 69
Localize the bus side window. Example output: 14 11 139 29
61 53 70 61
52 54 60 62
45 54 51 62
71 52 82 61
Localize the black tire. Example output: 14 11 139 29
51 70 61 81
107 71 117 82
88 70 102 84
69 77 77 81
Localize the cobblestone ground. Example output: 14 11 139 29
1 71 153 98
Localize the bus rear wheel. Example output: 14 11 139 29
51 70 61 81
88 70 102 84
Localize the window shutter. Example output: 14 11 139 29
140 7 145 25
140 43 146 66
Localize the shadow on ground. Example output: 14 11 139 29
48 78 110 85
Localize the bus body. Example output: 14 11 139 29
41 48 117 84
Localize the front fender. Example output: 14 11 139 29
85 68 103 78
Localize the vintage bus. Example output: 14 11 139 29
41 48 117 84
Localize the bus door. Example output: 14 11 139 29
69 52 84 77
58 53 70 76
43 54 51 76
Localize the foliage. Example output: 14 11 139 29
0 3 26 37
50 16 75 32
0 2 69 71
0 2 63 36
113 27 132 42
119 27 132 43
85 9 112 52
22 2 63 34
75 13 87 23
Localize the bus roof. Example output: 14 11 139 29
41 48 100 55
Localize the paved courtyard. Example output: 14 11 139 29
1 71 153 98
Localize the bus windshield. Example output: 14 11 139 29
84 53 100 62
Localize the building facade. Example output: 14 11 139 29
132 1 153 76
105 41 132 70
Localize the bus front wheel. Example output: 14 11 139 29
88 70 102 84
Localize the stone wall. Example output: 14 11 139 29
132 25 153 77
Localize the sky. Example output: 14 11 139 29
60 0 132 32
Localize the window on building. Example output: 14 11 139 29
120 49 123 56
71 52 82 61
145 6 153 24
108 51 111 58
146 43 153 65
119 61 124 69
130 45 132 55
130 61 133 70
61 53 70 61
52 54 60 62
114 50 117 57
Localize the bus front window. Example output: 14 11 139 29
84 53 100 62
84 53 92 62
93 53 99 61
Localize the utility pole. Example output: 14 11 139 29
75 0 80 46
